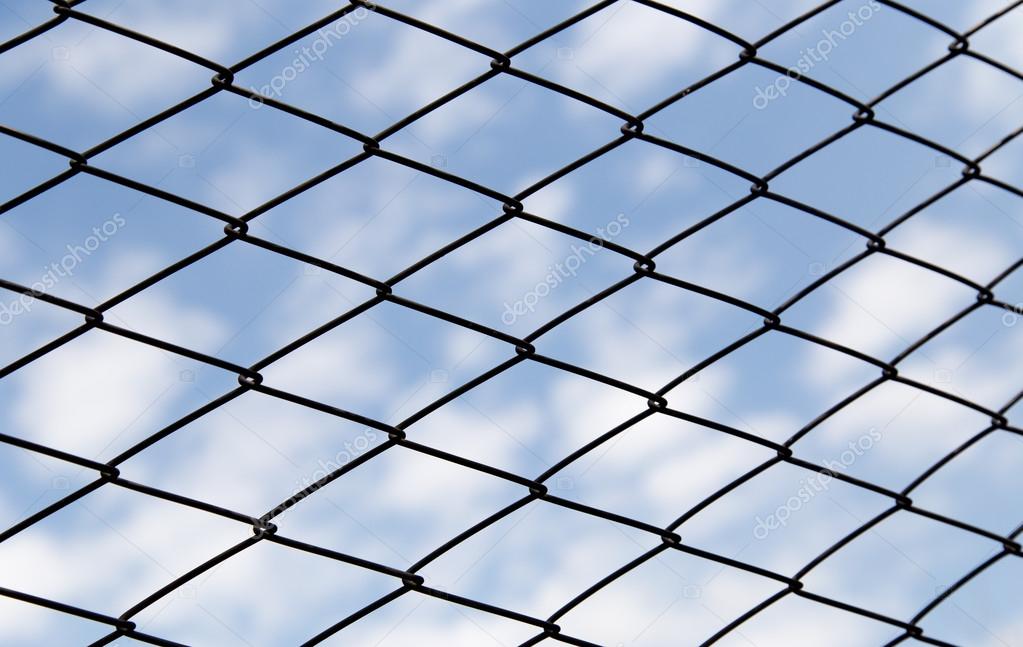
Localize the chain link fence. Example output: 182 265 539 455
1 0 1022 645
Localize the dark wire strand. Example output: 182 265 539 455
0 0 1021 645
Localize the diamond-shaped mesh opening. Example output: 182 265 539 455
259 299 511 421
909 430 1023 534
534 274 762 391
75 0 343 62
132 540 401 646
979 118 1023 187
0 136 69 204
90 91 366 213
802 511 999 619
520 136 751 252
0 329 230 458
418 501 661 619
770 125 964 231
917 556 1023 646
968 4 1023 71
103 239 377 364
382 1 593 52
547 411 774 526
399 216 635 331
255 156 503 278
387 73 625 196
644 62 854 174
0 442 87 530
556 547 784 646
0 295 83 367
0 596 112 645
757 1 948 101
652 197 867 306
2 2 1023 645
513 0 740 112
885 180 1023 286
898 1 1008 32
665 330 880 442
279 446 526 566
731 591 905 645
0 172 224 303
898 304 1023 410
234 8 490 136
338 585 544 646
796 380 989 490
115 390 388 514
782 251 978 357
0 18 211 149
0 485 249 615
409 356 649 474
879 54 1023 158
681 461 894 574
0 3 55 43
662 0 822 42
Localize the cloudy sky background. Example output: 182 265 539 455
0 0 1022 645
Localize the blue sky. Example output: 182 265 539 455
1 0 1023 645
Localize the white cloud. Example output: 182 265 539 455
9 291 226 458
546 1 729 108
798 253 972 387
0 488 248 627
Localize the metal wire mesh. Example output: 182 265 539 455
1 0 1022 645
